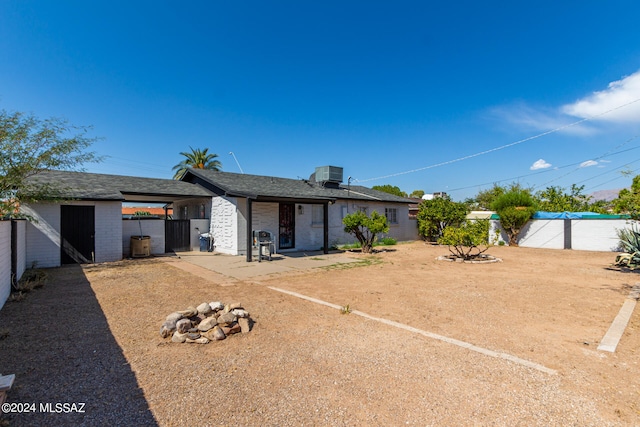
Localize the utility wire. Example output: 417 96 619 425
532 135 639 190
356 97 640 183
446 145 640 194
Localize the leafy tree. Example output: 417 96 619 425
535 184 603 212
491 189 536 246
372 184 407 198
613 175 640 218
172 147 222 179
133 210 152 216
438 219 491 260
471 183 531 211
416 195 468 241
409 189 425 199
0 109 100 218
342 210 389 253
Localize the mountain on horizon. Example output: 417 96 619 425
589 189 624 202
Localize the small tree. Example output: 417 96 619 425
1 109 100 218
471 182 530 211
491 189 536 246
438 219 491 260
416 196 468 241
409 190 425 199
536 184 603 213
372 184 407 198
613 175 640 218
342 210 389 253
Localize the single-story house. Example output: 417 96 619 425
177 166 418 261
19 166 418 266
21 170 214 267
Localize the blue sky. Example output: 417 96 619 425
2 1 640 201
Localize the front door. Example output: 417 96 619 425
60 205 95 264
279 203 295 249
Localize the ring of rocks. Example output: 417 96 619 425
436 255 502 264
160 301 253 344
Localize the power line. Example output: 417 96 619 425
356 97 640 183
533 135 639 189
446 144 640 194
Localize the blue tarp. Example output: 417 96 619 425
490 212 629 220
532 211 619 219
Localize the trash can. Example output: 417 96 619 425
130 236 151 258
199 234 211 252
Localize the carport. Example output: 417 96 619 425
21 170 214 266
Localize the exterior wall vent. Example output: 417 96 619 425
314 166 343 183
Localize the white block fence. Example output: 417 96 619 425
490 218 630 252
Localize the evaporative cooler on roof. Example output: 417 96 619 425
314 166 343 183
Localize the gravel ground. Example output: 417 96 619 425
1 242 639 426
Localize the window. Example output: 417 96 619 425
341 205 348 219
385 207 398 224
181 206 188 219
199 204 206 219
312 205 324 225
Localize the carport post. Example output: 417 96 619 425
323 202 329 254
246 198 253 262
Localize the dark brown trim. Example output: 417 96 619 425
246 198 253 262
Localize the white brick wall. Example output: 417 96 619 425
490 218 628 252
327 201 417 247
23 201 125 267
0 221 11 311
191 219 211 251
252 202 279 249
211 196 239 255
122 219 165 256
518 220 565 249
236 199 248 255
13 220 27 280
572 219 627 251
23 203 62 268
95 202 123 262
173 198 212 220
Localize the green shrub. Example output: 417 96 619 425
379 236 397 246
438 220 490 259
491 190 536 246
342 211 389 253
416 196 468 241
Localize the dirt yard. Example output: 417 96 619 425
1 242 639 426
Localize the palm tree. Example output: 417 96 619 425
172 147 222 179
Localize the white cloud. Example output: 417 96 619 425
488 102 594 135
579 160 598 168
530 159 552 170
562 70 640 123
490 69 640 134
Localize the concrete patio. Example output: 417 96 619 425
169 249 363 281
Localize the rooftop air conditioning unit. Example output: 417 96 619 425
314 166 343 183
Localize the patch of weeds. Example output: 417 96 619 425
339 242 362 250
10 269 47 302
18 269 47 291
340 304 352 314
309 257 325 261
319 257 383 271
378 237 397 246
8 292 26 302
